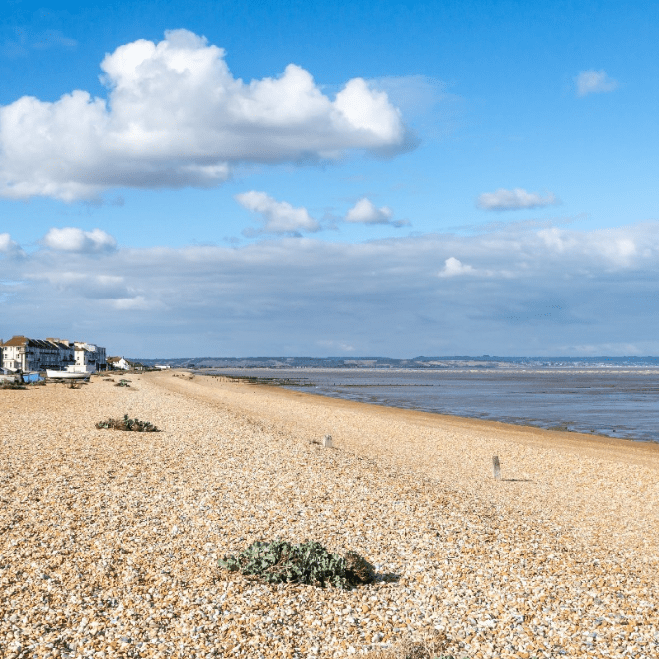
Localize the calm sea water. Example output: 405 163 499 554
205 367 659 443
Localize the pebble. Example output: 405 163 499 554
0 372 657 659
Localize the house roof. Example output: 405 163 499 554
3 335 27 347
2 335 103 353
2 336 75 351
29 339 62 350
49 341 72 350
75 342 99 352
46 338 71 346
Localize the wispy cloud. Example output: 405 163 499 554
35 271 130 299
5 222 659 356
236 192 320 235
0 30 411 202
31 29 78 50
316 339 356 353
4 27 77 58
477 188 558 211
368 74 464 139
575 70 618 97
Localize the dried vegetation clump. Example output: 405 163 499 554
364 629 451 659
0 381 26 390
95 414 159 432
219 540 375 589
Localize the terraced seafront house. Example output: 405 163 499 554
73 342 107 373
0 335 107 373
107 356 130 370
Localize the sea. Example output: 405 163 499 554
201 357 659 443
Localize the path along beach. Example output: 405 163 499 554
1 370 658 659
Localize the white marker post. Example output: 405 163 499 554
492 455 501 480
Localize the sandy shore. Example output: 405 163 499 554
1 370 657 659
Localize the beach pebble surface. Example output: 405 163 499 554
1 372 658 658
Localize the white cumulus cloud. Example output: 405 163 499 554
344 197 408 227
575 70 618 97
477 188 558 211
42 227 117 253
0 29 409 202
345 198 393 224
438 256 475 277
236 191 320 235
0 232 23 256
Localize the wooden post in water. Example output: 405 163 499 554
492 455 501 480
323 434 333 448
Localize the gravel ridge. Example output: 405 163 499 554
1 371 657 659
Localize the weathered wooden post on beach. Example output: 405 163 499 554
492 455 501 480
323 434 333 448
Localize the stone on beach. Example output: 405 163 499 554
0 370 658 659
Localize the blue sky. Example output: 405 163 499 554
1 0 658 357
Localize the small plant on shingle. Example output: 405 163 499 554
96 414 159 432
363 629 451 659
0 381 27 390
218 540 374 589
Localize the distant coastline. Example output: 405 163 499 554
132 355 659 370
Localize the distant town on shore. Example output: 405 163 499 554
0 334 166 376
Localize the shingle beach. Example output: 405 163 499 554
1 371 658 659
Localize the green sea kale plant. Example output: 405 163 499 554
96 414 159 432
219 540 374 589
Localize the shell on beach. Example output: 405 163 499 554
1 370 658 659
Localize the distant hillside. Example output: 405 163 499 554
130 355 659 369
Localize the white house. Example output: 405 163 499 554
73 342 107 373
107 356 130 370
0 335 106 373
1 336 73 372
